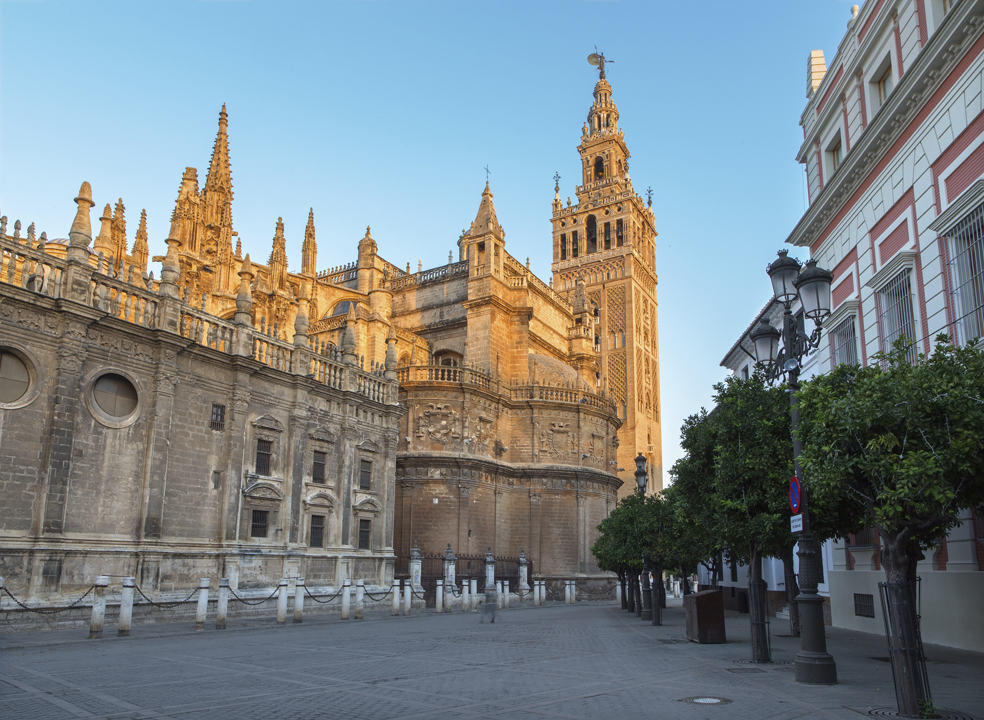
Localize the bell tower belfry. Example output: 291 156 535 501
551 54 662 495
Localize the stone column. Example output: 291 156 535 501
216 578 229 630
443 543 456 589
391 578 400 615
409 540 422 591
518 551 530 594
293 577 305 623
355 579 365 620
402 579 412 616
503 580 510 608
341 579 351 620
195 578 210 631
470 579 478 611
88 575 109 639
484 548 495 592
274 578 288 624
118 577 135 637
436 579 444 613
461 578 470 612
496 580 503 609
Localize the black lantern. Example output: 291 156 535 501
634 453 647 494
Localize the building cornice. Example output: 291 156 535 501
787 0 984 252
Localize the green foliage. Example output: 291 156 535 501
710 373 794 562
797 336 984 559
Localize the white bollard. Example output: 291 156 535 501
118 577 135 636
470 578 479 611
461 578 470 612
195 577 210 630
276 578 289 624
391 578 401 615
293 577 305 623
532 579 540 606
496 580 503 609
88 576 109 638
503 580 510 609
341 579 352 620
216 578 229 629
355 579 365 620
615 581 622 605
436 579 444 613
402 579 412 616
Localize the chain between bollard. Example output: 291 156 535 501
447 584 462 598
227 584 281 606
133 583 200 610
361 587 393 602
1 585 95 615
303 584 344 604
410 587 427 601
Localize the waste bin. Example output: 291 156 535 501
684 588 726 644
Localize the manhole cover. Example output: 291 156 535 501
727 667 766 674
679 696 732 705
867 708 975 720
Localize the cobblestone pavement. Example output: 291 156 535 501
1 601 982 719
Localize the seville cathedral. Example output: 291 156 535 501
0 60 660 598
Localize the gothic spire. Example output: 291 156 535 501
204 104 232 196
302 207 317 276
467 181 503 238
132 209 149 271
268 216 288 289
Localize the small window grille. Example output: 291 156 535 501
603 221 611 250
831 317 859 366
210 403 226 431
358 518 371 550
255 439 272 476
250 509 269 538
560 234 567 260
572 230 579 258
312 451 326 484
359 459 372 490
854 592 875 618
945 202 984 345
616 219 624 246
877 269 916 362
309 514 325 548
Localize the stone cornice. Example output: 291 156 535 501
787 0 984 252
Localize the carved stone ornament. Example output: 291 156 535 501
415 402 460 443
243 480 284 501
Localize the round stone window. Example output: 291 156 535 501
92 373 138 419
0 350 30 404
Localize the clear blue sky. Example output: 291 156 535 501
0 0 855 480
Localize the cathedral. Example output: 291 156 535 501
0 60 660 599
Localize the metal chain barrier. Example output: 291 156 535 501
303 584 344 604
362 587 393 602
545 585 564 602
227 584 281 607
515 588 532 597
447 583 462 598
1 585 95 615
133 583 199 610
410 587 427 601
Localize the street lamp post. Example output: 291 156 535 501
749 249 837 685
634 454 653 621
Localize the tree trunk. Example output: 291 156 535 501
618 571 627 610
781 544 800 637
749 546 771 663
626 573 635 613
880 533 932 718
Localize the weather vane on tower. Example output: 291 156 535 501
587 47 613 79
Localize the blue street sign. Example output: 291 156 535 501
789 476 801 514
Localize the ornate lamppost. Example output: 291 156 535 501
634 454 653 621
748 249 836 685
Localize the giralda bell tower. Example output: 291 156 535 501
550 53 662 495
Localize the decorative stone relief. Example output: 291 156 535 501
415 402 460 443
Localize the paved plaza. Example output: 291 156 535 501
1 600 982 719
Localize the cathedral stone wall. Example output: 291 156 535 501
0 216 401 602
